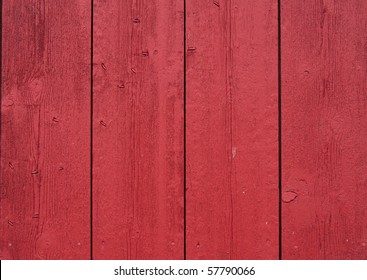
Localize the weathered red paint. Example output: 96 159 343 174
282 0 367 259
1 0 367 261
0 0 91 259
92 0 184 259
186 0 279 259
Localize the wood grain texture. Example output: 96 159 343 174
186 0 279 259
282 0 367 259
93 0 184 259
0 0 91 259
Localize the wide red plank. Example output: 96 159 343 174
0 0 91 259
282 0 367 259
186 0 279 259
93 0 184 259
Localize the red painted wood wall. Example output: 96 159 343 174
1 0 367 260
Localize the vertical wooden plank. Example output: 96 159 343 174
282 0 367 259
186 0 278 259
93 0 184 259
0 0 91 259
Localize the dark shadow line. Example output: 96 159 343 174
183 0 187 261
90 0 94 261
278 0 282 261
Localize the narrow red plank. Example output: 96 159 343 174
0 0 91 259
282 0 367 259
93 0 184 259
186 0 279 259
